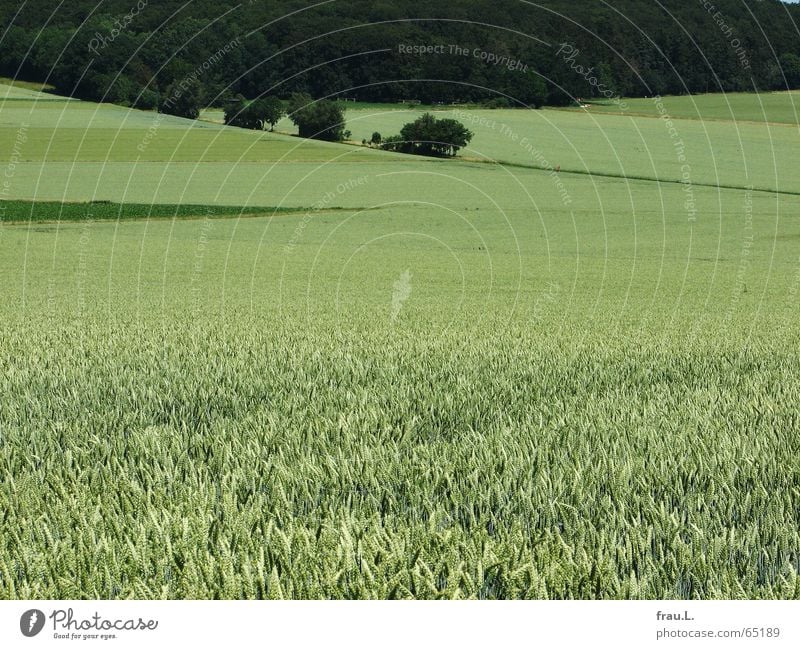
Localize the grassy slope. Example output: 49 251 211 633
1 92 800 598
0 79 59 100
338 106 799 194
0 77 56 91
571 92 800 125
4 94 799 209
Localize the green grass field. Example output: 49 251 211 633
0 79 60 101
572 91 800 125
2 89 800 599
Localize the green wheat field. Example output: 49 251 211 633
1 79 800 598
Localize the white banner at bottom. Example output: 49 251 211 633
1 600 797 649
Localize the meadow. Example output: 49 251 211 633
571 91 800 125
1 84 799 598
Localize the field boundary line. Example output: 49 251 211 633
465 158 800 197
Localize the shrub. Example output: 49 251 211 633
381 113 473 157
288 94 346 141
483 97 511 109
225 96 286 131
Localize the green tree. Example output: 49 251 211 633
225 96 285 131
260 96 285 131
133 89 160 111
160 77 203 119
779 53 800 89
224 97 250 128
288 95 345 141
286 92 313 118
431 117 473 157
399 112 438 155
379 134 405 152
6 0 800 107
0 26 28 77
384 113 473 157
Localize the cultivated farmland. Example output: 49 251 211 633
569 91 800 125
1 84 799 598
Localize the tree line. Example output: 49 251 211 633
1 0 799 111
222 95 472 159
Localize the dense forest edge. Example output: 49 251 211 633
1 0 799 111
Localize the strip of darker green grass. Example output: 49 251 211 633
0 200 347 224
